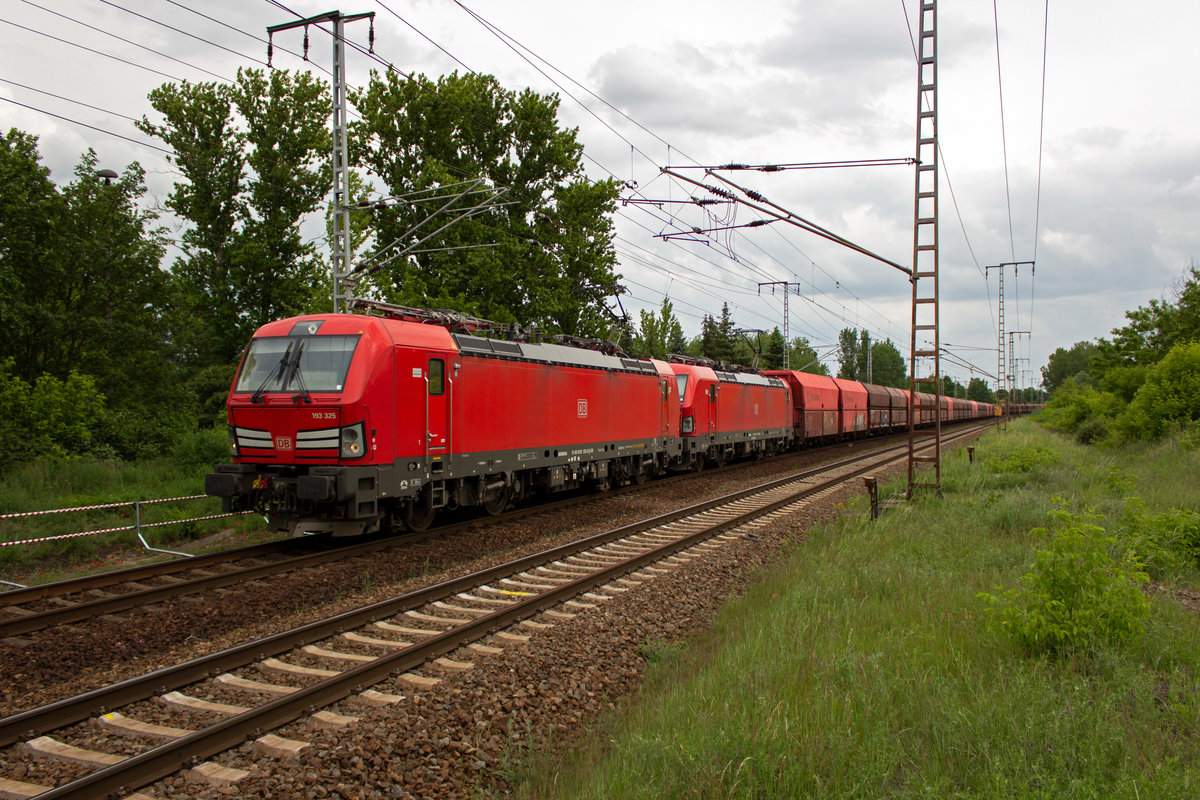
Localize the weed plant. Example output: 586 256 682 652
0 435 271 582
515 420 1200 799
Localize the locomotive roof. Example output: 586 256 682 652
453 332 661 375
671 362 784 388
253 313 666 376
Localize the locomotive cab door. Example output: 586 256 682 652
425 355 451 471
660 379 670 434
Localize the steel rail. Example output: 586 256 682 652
0 423 934 630
0 459 714 633
0 421 989 758
0 435 816 620
25 423 990 799
0 538 313 607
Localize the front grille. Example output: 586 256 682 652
235 426 272 449
296 427 339 450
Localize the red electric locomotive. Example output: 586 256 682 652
669 361 792 468
206 308 681 536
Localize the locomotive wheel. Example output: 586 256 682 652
481 483 510 516
405 487 436 531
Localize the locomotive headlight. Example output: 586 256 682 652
682 415 694 434
340 422 366 459
227 425 239 457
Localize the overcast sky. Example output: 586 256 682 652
3 0 1198 390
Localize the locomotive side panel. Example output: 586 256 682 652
450 354 665 453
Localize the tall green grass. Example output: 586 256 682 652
0 429 271 582
516 421 1200 799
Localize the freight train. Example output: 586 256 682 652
205 305 997 537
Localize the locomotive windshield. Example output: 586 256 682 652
235 335 361 395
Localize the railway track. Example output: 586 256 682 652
0 422 988 799
0 427 927 638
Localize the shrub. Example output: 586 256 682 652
984 443 1058 474
1117 341 1200 441
1099 364 1147 403
93 405 195 462
171 427 229 469
1075 418 1109 445
982 510 1150 654
1038 377 1122 442
1117 497 1200 577
0 359 105 465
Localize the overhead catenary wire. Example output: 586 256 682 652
1029 0 1049 339
164 0 333 76
445 0 900 349
6 0 987 373
99 0 271 69
18 0 233 83
0 95 172 155
0 17 185 83
992 0 1017 263
0 76 140 123
269 0 922 366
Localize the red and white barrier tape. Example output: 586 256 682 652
0 494 210 521
0 510 255 548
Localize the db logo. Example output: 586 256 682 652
275 436 293 451
577 399 588 418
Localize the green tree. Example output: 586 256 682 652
0 359 105 465
941 375 967 398
967 377 996 403
0 130 62 371
787 337 829 375
1118 340 1200 440
54 154 172 409
1093 264 1200 379
138 69 331 367
761 328 786 370
837 328 867 380
138 79 245 366
230 68 331 322
870 339 906 387
836 328 902 383
349 70 622 336
699 303 737 363
633 298 686 360
1042 340 1099 394
0 136 172 408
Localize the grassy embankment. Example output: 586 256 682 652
516 418 1200 799
0 434 273 584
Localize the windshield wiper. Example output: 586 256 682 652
287 341 311 404
251 341 294 405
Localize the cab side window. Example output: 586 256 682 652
428 358 445 395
